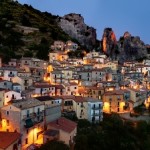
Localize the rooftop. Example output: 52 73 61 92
44 129 59 137
11 99 44 110
36 96 57 101
48 117 77 133
0 132 21 149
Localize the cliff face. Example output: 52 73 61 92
119 31 147 63
102 28 117 55
58 13 97 49
101 28 147 62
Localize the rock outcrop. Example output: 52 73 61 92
58 13 97 49
101 28 147 63
102 28 117 56
119 31 147 63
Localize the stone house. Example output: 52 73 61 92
0 99 44 149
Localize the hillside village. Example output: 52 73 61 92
0 39 150 149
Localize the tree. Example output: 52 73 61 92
38 141 69 150
24 50 33 57
36 44 49 60
21 12 31 27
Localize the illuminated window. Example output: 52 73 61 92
25 138 28 144
7 120 9 126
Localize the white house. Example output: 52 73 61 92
4 90 22 105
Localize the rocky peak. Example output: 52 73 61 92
101 28 147 63
58 13 97 49
119 32 147 63
123 31 131 39
102 28 117 55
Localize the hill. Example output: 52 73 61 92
0 0 74 62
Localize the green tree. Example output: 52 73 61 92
24 50 33 57
36 44 49 60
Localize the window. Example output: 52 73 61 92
6 111 9 115
47 138 49 142
99 104 101 108
37 108 40 115
109 97 112 101
25 138 28 144
26 129 29 134
7 120 9 126
4 82 7 86
98 91 101 95
27 110 30 118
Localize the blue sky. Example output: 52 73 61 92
18 0 150 44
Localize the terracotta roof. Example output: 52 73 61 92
48 117 77 133
78 87 87 94
34 84 55 88
69 82 78 86
74 96 86 103
104 90 124 96
54 84 65 89
86 86 104 90
58 95 75 100
36 96 56 101
0 132 21 149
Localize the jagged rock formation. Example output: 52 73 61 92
58 13 97 49
119 31 147 63
101 28 147 63
102 28 117 56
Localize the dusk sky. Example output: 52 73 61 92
18 0 150 44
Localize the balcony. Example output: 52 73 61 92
23 112 44 128
92 113 100 116
36 111 44 116
92 106 102 110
